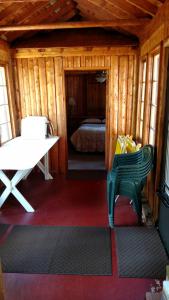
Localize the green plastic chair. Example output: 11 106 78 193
107 145 154 228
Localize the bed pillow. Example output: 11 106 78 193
81 118 102 124
102 119 106 123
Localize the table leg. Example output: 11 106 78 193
37 152 53 180
0 169 34 212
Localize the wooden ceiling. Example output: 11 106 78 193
0 0 166 43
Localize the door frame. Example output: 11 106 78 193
63 67 111 174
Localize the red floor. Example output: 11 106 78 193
0 173 157 300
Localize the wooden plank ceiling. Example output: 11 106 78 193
0 0 166 43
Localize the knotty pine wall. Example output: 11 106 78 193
12 47 138 174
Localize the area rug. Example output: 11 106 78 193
0 225 112 275
115 226 169 279
0 224 9 238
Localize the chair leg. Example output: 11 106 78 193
133 193 142 225
108 182 116 229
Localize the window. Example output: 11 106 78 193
139 60 147 139
0 66 12 144
149 53 160 145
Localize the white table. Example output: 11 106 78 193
0 136 59 212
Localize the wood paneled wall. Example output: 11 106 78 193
137 1 169 220
12 46 138 174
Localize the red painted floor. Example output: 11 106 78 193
0 173 157 300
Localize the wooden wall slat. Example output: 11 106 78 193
126 55 134 135
13 59 21 121
27 58 36 116
119 56 128 134
54 57 67 174
22 59 31 116
38 58 48 116
17 59 26 117
33 58 41 115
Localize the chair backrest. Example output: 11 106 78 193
21 116 48 139
112 145 145 168
116 145 154 181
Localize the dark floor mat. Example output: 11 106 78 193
115 226 169 279
0 224 9 238
0 225 112 275
67 170 106 180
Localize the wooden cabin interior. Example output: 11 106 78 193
0 0 169 299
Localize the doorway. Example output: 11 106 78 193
65 70 107 173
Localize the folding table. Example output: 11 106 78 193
0 136 59 212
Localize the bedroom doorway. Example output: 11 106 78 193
65 70 107 174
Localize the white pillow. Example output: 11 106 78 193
81 118 102 124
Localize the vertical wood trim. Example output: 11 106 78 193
13 59 21 124
17 59 26 117
119 56 128 134
33 58 41 115
38 58 48 116
27 59 36 116
6 60 17 137
126 55 134 135
107 56 119 170
131 53 139 138
54 56 67 174
136 57 143 140
143 54 152 145
22 59 31 116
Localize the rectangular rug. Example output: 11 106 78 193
0 224 9 238
115 226 169 279
0 225 112 275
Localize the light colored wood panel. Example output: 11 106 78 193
67 56 74 68
107 55 119 169
126 55 134 135
85 56 92 67
104 55 111 67
131 53 139 137
80 56 86 68
12 59 21 121
142 54 152 145
17 58 26 117
73 56 81 68
46 57 58 173
119 56 128 134
6 60 17 137
22 58 31 116
54 57 67 174
33 58 41 115
0 39 10 62
27 58 36 115
12 47 138 58
38 57 48 116
46 57 56 127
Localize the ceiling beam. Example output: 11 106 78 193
0 19 150 31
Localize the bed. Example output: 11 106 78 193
70 119 105 152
